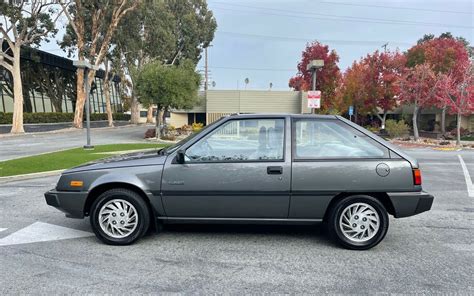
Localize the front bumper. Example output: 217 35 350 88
44 189 88 218
388 191 434 218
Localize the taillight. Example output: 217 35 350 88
413 169 422 185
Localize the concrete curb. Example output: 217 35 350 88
0 170 64 184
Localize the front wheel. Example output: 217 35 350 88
327 195 389 250
90 188 150 245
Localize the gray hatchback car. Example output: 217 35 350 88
45 114 434 250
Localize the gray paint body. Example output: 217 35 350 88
45 114 433 223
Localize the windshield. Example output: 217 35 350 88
164 116 226 154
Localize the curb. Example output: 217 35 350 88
0 170 64 184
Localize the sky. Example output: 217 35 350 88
40 0 473 91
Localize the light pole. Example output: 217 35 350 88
306 60 324 113
73 60 98 150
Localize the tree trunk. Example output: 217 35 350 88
160 107 168 138
146 105 154 124
10 46 24 134
441 106 446 134
413 103 419 141
456 111 461 147
376 111 387 129
130 96 140 124
103 61 114 127
155 106 162 139
73 67 85 128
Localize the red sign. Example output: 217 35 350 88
307 90 321 109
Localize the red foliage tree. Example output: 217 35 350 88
406 37 470 132
289 41 341 111
398 64 440 140
337 50 405 127
360 51 406 128
436 60 474 145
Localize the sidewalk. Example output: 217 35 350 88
0 120 130 134
0 124 152 161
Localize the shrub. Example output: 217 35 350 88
385 119 409 138
144 128 156 139
192 122 204 132
0 112 130 124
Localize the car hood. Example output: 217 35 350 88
63 150 167 174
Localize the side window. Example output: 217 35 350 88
294 119 388 159
186 118 285 162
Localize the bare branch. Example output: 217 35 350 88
0 59 13 73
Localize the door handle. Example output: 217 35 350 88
267 166 283 175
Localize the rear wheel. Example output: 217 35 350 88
90 188 150 245
327 195 388 250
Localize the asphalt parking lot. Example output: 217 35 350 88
0 148 472 294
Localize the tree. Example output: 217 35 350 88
436 60 473 146
289 41 341 112
112 0 216 124
136 60 201 138
406 34 470 133
337 61 370 123
0 1 63 133
337 51 405 127
59 0 140 128
398 64 439 141
361 50 406 129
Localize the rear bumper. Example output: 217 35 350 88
44 189 87 218
388 191 434 218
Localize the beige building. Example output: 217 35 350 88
169 90 312 127
137 89 473 132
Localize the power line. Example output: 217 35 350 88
217 31 412 47
319 1 472 15
210 3 473 29
209 66 295 72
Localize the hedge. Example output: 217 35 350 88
0 112 130 124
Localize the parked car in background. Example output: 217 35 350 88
45 114 434 250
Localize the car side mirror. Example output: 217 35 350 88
176 150 186 164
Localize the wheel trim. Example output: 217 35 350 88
98 199 138 239
339 202 380 243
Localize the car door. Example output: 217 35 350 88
161 116 291 219
289 117 414 219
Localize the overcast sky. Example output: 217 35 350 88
41 0 473 91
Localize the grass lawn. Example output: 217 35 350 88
461 136 474 141
0 143 167 177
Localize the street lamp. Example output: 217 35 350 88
306 59 324 91
73 60 98 150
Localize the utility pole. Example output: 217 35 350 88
382 43 388 52
204 47 208 91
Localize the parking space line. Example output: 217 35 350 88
458 155 474 198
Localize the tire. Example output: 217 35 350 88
90 188 150 245
327 195 389 250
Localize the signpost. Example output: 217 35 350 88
349 105 354 121
307 90 321 109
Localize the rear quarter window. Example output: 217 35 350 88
293 119 389 160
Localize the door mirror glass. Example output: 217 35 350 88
186 118 285 162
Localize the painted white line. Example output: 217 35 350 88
0 222 93 246
458 155 474 198
0 228 7 232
